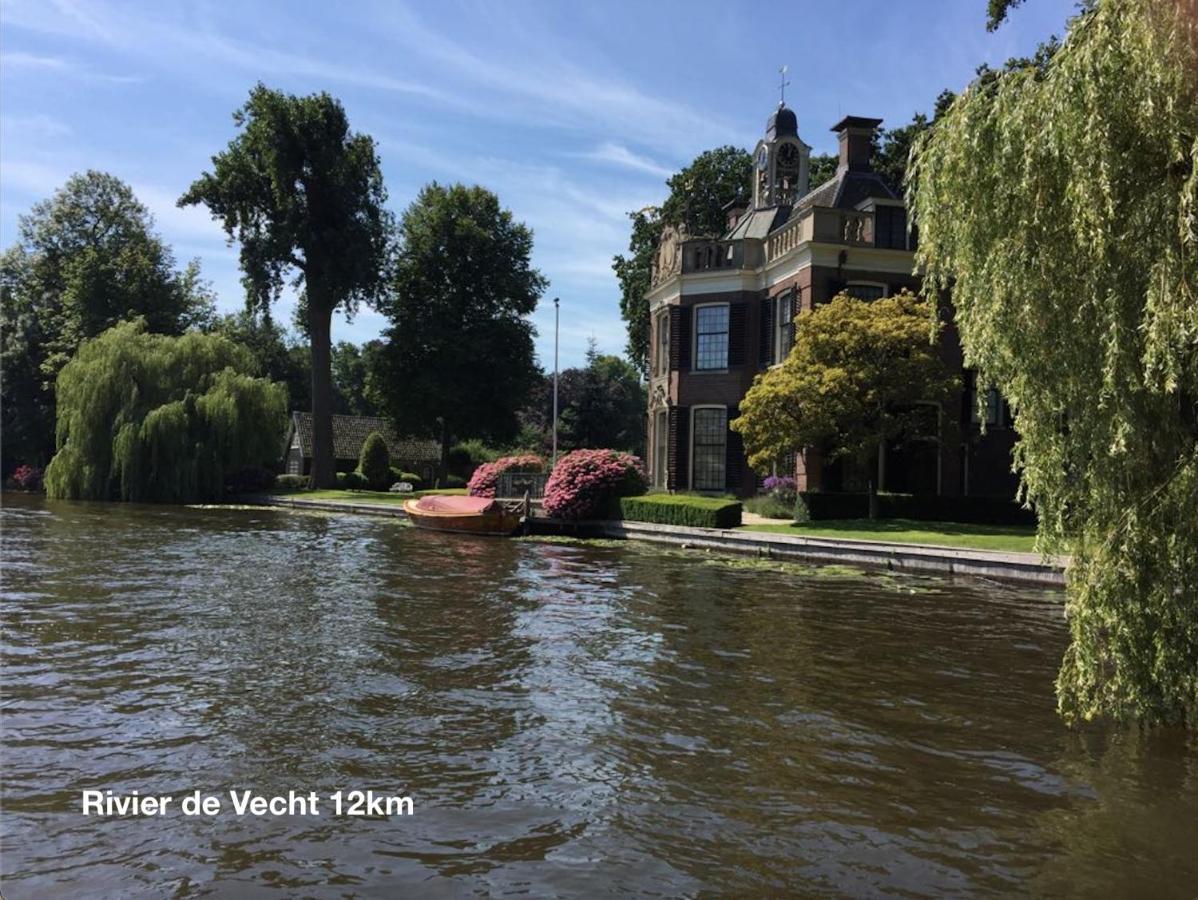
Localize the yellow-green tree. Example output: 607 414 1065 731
909 0 1197 724
44 320 287 503
732 291 954 517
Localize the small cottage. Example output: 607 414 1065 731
281 412 441 482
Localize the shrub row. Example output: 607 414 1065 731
793 491 1035 525
617 494 742 529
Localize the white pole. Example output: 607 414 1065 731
552 297 560 464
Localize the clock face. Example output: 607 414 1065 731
755 146 769 171
778 143 798 167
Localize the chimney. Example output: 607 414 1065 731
831 116 883 173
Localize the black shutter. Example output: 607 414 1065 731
759 296 776 369
726 404 743 493
668 406 689 491
727 303 747 367
669 306 691 371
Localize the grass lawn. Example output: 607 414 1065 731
739 518 1038 553
268 487 467 505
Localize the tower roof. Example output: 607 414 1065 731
766 104 798 140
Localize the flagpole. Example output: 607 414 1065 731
552 297 560 464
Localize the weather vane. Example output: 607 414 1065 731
778 64 790 107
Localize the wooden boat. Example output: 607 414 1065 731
402 495 522 536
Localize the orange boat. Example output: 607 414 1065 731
402 495 522 536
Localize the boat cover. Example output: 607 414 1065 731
415 495 498 514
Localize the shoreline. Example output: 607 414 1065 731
249 495 1066 587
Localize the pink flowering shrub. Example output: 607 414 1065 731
10 465 44 491
467 454 545 498
542 449 647 520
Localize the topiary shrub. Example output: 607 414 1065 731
10 465 45 492
441 474 466 489
467 454 545 498
358 431 391 491
542 449 647 520
618 494 742 528
275 474 308 492
342 470 367 490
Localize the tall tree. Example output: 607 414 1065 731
1 171 214 473
910 0 1198 724
378 183 545 477
614 147 751 374
732 291 954 518
180 84 390 488
44 320 286 503
331 339 385 417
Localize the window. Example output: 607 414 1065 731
775 290 796 361
694 304 729 370
653 410 669 489
845 282 886 301
874 205 908 249
691 407 727 491
966 373 1004 426
654 311 670 376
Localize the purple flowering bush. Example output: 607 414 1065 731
763 474 796 497
542 449 647 520
10 465 44 491
467 454 545 498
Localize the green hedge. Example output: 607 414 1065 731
617 494 742 529
794 491 1035 525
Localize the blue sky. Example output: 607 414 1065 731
1 0 1076 369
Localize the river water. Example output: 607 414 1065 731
2 493 1196 897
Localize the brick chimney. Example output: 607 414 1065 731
831 116 883 173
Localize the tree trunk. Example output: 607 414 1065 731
438 419 450 487
307 297 337 489
868 436 886 520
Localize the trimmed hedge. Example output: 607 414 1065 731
275 474 308 492
794 491 1035 525
617 494 743 529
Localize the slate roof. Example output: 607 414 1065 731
288 412 441 462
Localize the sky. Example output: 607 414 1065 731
0 0 1078 369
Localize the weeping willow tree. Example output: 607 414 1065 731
44 320 287 503
910 0 1198 725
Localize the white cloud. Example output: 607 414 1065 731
0 48 142 83
1 113 74 140
582 142 674 179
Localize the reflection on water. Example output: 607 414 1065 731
2 493 1196 897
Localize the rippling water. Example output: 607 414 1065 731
2 493 1196 897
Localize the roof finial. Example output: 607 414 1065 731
778 64 790 108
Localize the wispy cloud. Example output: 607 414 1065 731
1 113 73 140
583 142 673 179
4 0 446 101
0 49 142 83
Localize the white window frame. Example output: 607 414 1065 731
692 302 730 372
654 310 670 377
689 404 728 492
774 289 797 364
653 409 669 489
845 280 889 300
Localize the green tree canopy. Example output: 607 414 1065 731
209 308 312 412
1 171 215 472
519 339 646 455
377 182 545 474
331 339 385 417
44 320 287 503
732 291 954 515
910 0 1198 725
614 146 751 373
180 84 390 489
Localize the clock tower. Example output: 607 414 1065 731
752 103 811 209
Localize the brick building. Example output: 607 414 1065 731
644 104 1017 499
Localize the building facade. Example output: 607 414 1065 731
645 105 1017 499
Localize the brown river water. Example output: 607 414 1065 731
2 493 1196 897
